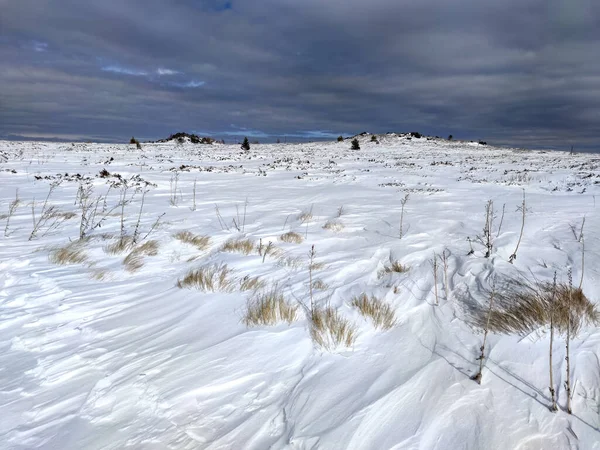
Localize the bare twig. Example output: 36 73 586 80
472 276 496 384
549 272 558 412
496 203 506 238
431 252 439 306
565 269 573 414
399 193 409 239
4 189 20 237
509 191 526 263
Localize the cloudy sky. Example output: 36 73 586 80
1 0 599 149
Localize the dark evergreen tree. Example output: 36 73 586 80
351 138 360 150
241 137 250 151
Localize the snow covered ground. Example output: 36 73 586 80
0 135 599 449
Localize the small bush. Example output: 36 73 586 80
371 134 378 142
280 231 304 244
221 238 255 255
351 138 360 150
410 131 422 139
99 168 110 178
310 307 357 349
177 263 235 292
337 135 344 142
174 231 211 250
130 136 137 145
351 294 396 330
243 286 298 326
448 134 453 141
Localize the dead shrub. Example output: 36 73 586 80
177 263 235 292
243 286 298 326
351 293 396 330
279 231 304 244
174 230 210 250
310 307 358 349
221 238 255 255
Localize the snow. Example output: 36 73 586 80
0 136 599 449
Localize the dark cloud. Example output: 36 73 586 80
1 0 599 149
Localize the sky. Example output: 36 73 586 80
1 0 599 150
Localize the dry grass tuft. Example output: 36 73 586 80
177 263 235 292
351 293 396 330
312 279 328 290
49 241 88 265
55 211 78 220
310 307 358 349
243 286 298 326
309 261 326 271
471 278 599 335
89 269 110 281
297 210 313 223
221 238 255 255
323 220 344 232
104 236 134 255
239 275 266 292
174 230 211 250
277 255 304 269
379 260 410 278
123 240 159 272
279 231 304 244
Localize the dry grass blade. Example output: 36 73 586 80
174 230 211 250
310 307 358 350
351 293 396 330
177 263 235 292
279 231 304 244
221 238 255 255
244 286 298 326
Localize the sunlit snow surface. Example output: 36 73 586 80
0 136 599 449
